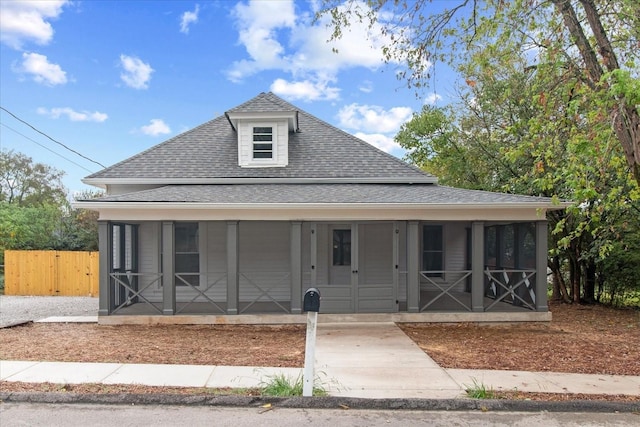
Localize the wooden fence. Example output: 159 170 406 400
4 250 99 296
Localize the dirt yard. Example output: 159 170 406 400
399 302 640 376
1 302 638 399
1 303 638 374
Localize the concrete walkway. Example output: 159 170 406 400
315 322 462 398
2 320 639 399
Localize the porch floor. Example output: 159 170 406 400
101 291 547 324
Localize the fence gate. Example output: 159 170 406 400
4 250 99 296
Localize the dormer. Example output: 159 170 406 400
225 110 298 168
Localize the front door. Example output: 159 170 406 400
324 224 354 312
319 223 396 313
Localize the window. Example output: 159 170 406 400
332 229 351 266
422 225 443 277
175 222 199 287
252 126 273 159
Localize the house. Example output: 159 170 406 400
76 92 562 324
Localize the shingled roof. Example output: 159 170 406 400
84 92 433 183
95 184 554 206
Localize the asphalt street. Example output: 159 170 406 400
2 403 639 427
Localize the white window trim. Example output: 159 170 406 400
247 121 279 166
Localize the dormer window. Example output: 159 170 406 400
252 126 273 159
226 108 298 168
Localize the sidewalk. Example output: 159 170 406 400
1 319 639 399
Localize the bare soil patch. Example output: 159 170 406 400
399 302 640 376
0 303 638 376
1 303 639 401
0 324 305 367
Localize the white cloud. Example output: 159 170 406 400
337 103 413 133
37 107 108 122
180 4 200 34
119 54 154 89
227 0 398 102
424 92 442 105
354 132 401 153
16 52 67 85
140 119 171 136
227 0 296 82
358 80 373 93
270 78 340 101
0 0 68 49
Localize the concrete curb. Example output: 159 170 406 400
1 392 638 413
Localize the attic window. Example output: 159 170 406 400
253 126 273 159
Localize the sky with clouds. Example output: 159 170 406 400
0 0 457 193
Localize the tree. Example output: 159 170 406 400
0 150 101 260
0 150 67 207
318 0 640 186
393 29 640 305
59 189 102 251
0 202 62 264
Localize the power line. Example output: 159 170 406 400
0 122 95 173
0 106 107 169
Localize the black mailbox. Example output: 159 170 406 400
303 288 321 312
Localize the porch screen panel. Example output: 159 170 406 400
422 225 443 277
519 223 536 269
205 221 227 301
358 223 395 312
175 222 199 287
138 222 162 301
239 222 291 302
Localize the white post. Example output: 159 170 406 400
302 311 318 397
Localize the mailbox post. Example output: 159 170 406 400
303 288 320 397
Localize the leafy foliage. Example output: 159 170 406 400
318 0 640 185
0 150 67 207
0 150 101 262
259 373 328 397
388 1 640 304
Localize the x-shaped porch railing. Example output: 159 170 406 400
110 272 163 314
420 270 472 312
239 272 291 314
175 272 227 314
484 269 536 311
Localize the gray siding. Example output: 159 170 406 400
238 221 291 302
358 223 396 312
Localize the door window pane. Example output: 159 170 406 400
332 229 351 266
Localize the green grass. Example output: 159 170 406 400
465 378 497 399
259 373 328 397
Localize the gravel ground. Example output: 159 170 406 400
0 296 98 328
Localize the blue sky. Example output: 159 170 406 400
0 0 458 195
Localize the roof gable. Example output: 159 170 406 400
84 92 434 184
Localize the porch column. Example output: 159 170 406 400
535 220 549 312
393 222 400 310
310 223 317 287
290 221 302 314
471 221 485 312
98 221 111 316
407 220 420 312
226 221 239 315
162 221 175 315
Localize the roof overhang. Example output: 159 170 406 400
72 201 566 222
225 111 298 132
